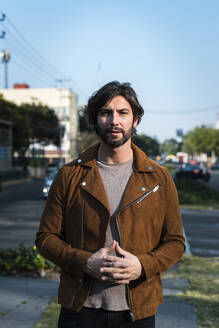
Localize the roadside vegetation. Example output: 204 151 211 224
33 254 219 328
0 244 55 276
175 178 219 209
164 255 219 328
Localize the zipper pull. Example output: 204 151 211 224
153 185 160 193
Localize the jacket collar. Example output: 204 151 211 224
78 142 157 214
76 142 154 173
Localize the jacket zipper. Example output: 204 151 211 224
115 184 160 321
115 211 135 321
81 199 85 249
121 185 160 212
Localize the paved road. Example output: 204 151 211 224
0 179 44 248
182 208 219 257
0 179 218 257
208 170 219 191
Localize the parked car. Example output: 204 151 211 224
211 163 219 170
175 164 211 181
45 163 58 176
42 170 57 199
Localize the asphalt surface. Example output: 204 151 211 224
0 275 198 328
3 177 219 327
0 179 218 257
208 170 219 191
182 208 219 257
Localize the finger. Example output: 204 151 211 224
112 273 130 280
100 267 128 274
115 243 128 257
105 240 117 253
114 279 130 284
102 261 128 268
103 255 123 262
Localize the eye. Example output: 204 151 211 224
99 110 111 116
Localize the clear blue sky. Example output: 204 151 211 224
1 0 219 142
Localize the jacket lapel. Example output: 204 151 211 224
78 142 159 213
120 143 160 210
80 165 110 213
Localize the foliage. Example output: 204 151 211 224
0 244 55 275
164 163 176 172
78 106 93 132
183 126 219 156
28 158 47 167
0 96 59 165
21 103 59 145
77 107 99 152
175 178 219 205
160 138 180 154
133 134 159 156
34 297 60 328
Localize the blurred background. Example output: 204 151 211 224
0 1 219 176
0 3 219 327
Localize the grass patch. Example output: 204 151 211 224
164 255 219 328
34 297 60 328
175 178 219 208
35 255 219 328
180 204 219 210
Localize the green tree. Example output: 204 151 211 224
183 126 215 156
212 129 219 157
0 96 59 166
133 134 159 156
78 106 98 152
160 138 180 154
21 103 59 145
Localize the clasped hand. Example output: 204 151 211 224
85 241 142 284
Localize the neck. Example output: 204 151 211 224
98 140 133 164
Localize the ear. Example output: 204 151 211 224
133 117 138 129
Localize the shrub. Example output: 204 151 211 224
0 244 55 275
175 178 219 204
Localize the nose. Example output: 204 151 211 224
110 112 119 126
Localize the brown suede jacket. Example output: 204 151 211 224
36 143 185 320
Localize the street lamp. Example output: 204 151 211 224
0 50 11 88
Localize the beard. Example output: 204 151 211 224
96 125 135 148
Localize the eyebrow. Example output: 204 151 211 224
100 107 130 111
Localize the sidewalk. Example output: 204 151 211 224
0 275 198 328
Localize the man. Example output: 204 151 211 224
36 81 185 328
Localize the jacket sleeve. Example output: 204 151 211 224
137 168 185 280
35 167 92 278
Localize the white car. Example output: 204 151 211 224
42 170 58 199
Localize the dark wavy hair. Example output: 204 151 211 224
85 81 144 132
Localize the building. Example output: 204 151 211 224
0 85 78 163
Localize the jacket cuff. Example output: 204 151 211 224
62 249 93 278
137 253 160 281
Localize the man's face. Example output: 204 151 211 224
96 95 138 148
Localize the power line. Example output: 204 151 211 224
2 13 66 79
2 24 62 81
12 57 55 85
3 31 59 82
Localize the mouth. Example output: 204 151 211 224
107 130 122 137
106 129 122 134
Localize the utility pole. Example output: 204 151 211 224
0 13 9 88
0 50 11 88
